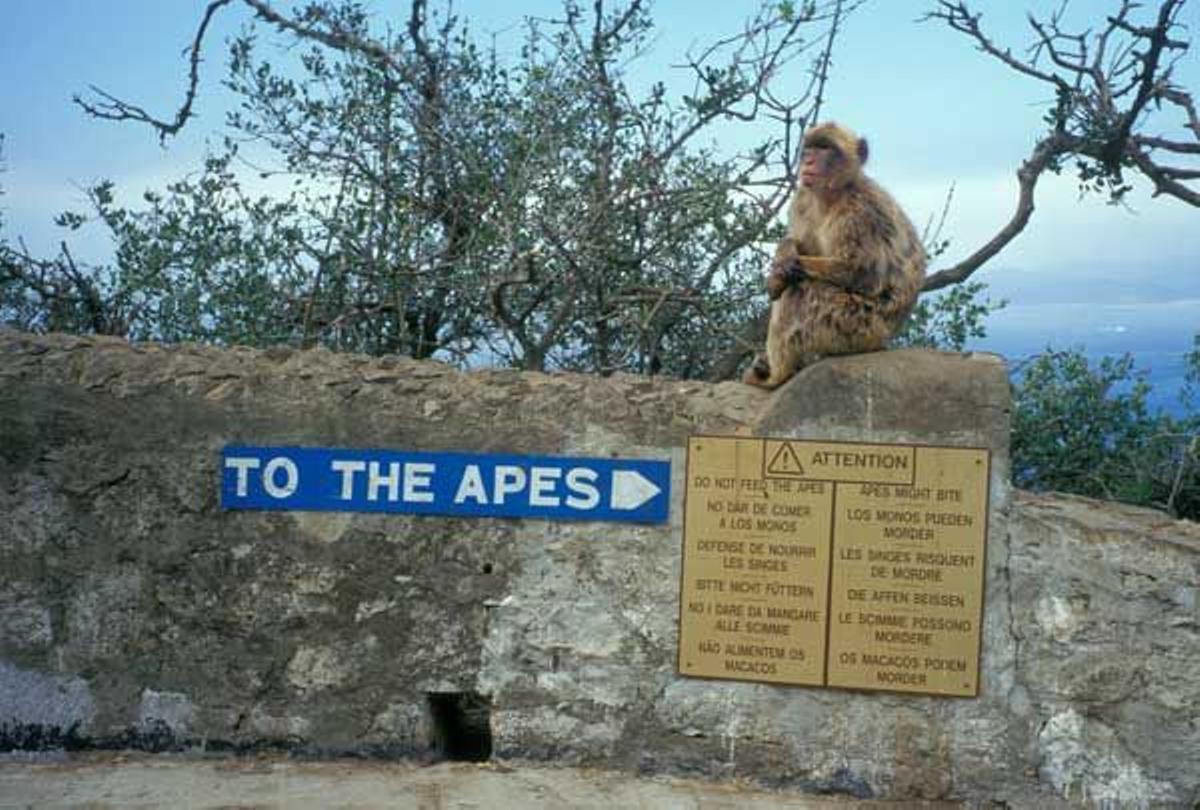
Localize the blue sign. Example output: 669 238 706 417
221 445 671 524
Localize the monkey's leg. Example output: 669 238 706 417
764 350 819 387
758 328 818 389
804 301 890 358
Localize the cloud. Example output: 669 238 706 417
886 168 1200 275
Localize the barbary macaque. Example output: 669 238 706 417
744 122 926 388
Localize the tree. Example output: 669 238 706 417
1011 348 1199 520
923 0 1199 291
3 2 1196 379
2 154 308 341
3 0 863 377
921 0 1200 518
893 281 1004 352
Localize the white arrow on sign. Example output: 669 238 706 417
611 469 662 511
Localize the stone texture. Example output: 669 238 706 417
757 350 1009 439
0 661 95 747
1 328 1197 808
1010 492 1200 807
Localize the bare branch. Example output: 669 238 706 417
1135 134 1200 154
1105 0 1189 167
1162 87 1200 139
74 0 235 141
241 0 409 75
924 132 1078 292
1165 435 1198 517
925 0 1198 291
1026 14 1089 80
1156 166 1200 180
794 0 847 169
659 1 862 168
74 0 415 141
1126 146 1200 204
922 1 1070 91
1107 8 1189 49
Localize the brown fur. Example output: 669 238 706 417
744 122 926 389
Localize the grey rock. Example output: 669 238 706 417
137 689 194 740
0 661 95 744
1 329 1197 808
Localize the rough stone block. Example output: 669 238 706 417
1 329 1197 807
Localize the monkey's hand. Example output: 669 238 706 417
766 256 810 300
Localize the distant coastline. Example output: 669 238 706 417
969 297 1198 418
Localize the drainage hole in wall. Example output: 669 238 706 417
426 692 492 762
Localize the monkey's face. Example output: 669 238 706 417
800 145 840 189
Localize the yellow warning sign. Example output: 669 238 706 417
766 442 806 476
763 440 916 484
677 437 831 685
678 436 990 698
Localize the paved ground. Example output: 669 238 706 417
0 752 961 809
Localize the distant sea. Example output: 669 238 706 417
964 269 1198 418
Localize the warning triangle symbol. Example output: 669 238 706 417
767 442 805 476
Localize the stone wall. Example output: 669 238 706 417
1 329 1197 808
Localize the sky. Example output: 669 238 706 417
1 1 1198 410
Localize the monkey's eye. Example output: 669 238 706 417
802 147 836 163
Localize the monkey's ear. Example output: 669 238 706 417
857 138 869 165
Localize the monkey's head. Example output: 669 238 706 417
800 121 868 192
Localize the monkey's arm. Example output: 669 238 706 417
793 255 883 297
766 262 802 300
764 252 885 300
766 237 818 299
798 194 910 297
768 236 893 299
